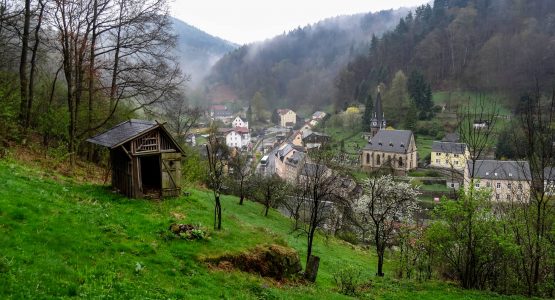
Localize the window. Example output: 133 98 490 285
496 194 500 200
518 183 523 190
475 183 480 188
496 183 501 189
455 161 459 165
507 183 512 189
454 154 459 158
435 159 440 164
366 153 370 165
450 183 455 188
486 182 491 187
436 152 441 156
398 157 403 167
507 194 511 200
376 155 381 165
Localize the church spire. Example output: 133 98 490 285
370 85 386 137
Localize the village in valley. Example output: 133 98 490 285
2 0 555 299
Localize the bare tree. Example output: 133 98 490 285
507 88 555 296
294 149 348 282
353 175 419 277
205 127 229 230
156 91 202 145
229 150 254 205
457 95 499 179
250 174 288 216
47 0 182 166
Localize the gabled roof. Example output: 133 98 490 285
86 119 184 153
442 132 460 142
468 160 531 181
432 141 466 154
363 130 414 154
277 109 293 115
86 119 158 148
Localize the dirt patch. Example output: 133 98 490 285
205 244 302 280
170 211 186 220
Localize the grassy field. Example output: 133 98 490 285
0 158 531 299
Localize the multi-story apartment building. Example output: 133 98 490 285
430 141 469 171
464 160 531 202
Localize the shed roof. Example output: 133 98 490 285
86 119 158 148
363 130 413 154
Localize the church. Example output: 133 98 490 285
360 89 418 175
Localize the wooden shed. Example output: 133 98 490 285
87 119 183 198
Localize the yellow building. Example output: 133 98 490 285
430 141 468 171
277 109 296 128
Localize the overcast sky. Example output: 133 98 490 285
170 0 430 45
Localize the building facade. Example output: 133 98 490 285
360 129 417 175
430 141 469 171
464 160 531 202
278 109 296 127
232 116 249 129
223 127 250 149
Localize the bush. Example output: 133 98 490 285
332 264 363 296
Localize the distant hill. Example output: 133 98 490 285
336 0 555 107
171 18 238 85
204 9 409 109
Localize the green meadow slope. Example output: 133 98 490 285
0 159 527 299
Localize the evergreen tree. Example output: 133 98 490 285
362 93 373 131
405 101 418 132
408 70 434 120
246 104 253 125
271 109 280 125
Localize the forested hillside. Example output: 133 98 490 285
172 18 237 85
336 0 555 107
205 9 408 110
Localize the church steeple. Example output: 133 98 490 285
370 86 386 137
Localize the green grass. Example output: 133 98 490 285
0 159 530 299
419 184 452 193
415 135 434 162
433 91 512 116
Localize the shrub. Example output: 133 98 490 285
332 264 363 296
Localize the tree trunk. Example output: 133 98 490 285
19 0 31 127
377 247 385 277
239 179 244 205
26 0 45 129
214 195 222 230
304 255 320 282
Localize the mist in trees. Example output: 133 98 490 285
0 0 185 167
336 0 555 108
207 8 409 110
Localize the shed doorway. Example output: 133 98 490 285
140 155 161 197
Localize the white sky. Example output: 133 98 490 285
169 0 430 45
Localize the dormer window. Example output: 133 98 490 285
509 173 513 177
400 144 405 148
378 142 382 146
389 142 393 147
494 173 498 176
486 172 489 175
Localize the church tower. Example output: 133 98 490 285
370 86 386 137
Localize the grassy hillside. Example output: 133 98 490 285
0 158 528 299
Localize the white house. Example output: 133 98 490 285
232 116 248 129
222 127 250 149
